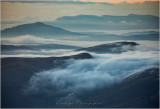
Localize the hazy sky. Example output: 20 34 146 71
74 0 158 3
1 0 159 3
1 0 159 29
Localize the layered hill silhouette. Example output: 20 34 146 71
1 21 159 41
1 24 158 41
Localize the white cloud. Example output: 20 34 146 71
2 35 46 44
1 49 73 58
121 20 127 24
1 35 126 47
24 50 159 95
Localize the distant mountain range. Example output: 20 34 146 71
45 14 159 31
1 22 86 38
1 21 159 41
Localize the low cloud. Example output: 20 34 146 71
2 35 159 58
1 35 129 47
1 49 73 58
24 50 159 95
1 35 46 44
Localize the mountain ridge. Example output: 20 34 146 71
77 41 139 53
46 14 159 31
1 22 86 38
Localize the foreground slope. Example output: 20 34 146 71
86 68 159 108
1 53 92 108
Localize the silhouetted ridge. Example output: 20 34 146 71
77 41 139 53
1 52 92 108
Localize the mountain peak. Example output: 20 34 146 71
1 22 82 38
33 22 45 25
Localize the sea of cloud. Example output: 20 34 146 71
2 35 159 94
24 49 159 96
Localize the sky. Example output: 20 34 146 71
1 0 159 29
1 0 159 3
75 0 158 3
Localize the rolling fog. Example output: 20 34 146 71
24 48 159 96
